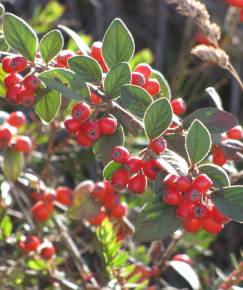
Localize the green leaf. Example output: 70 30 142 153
211 186 243 223
35 89 61 123
93 126 124 164
134 195 182 242
102 18 134 68
27 259 46 271
40 29 63 63
186 120 211 165
0 35 9 51
151 70 171 100
130 48 153 70
3 13 38 61
2 149 24 182
0 215 12 239
68 55 102 84
198 164 230 188
144 98 173 140
104 62 131 99
103 161 122 180
166 134 188 161
119 84 152 119
0 65 7 97
182 108 238 134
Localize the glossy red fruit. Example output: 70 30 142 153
64 118 82 133
92 181 107 202
185 188 202 204
202 217 223 234
227 125 242 140
131 72 146 87
149 137 167 155
176 176 191 192
183 218 202 233
225 0 243 8
56 50 76 67
124 156 143 174
81 120 101 142
164 174 179 190
98 117 117 135
4 74 22 88
14 136 32 153
212 146 227 166
6 84 22 103
102 188 117 209
90 92 102 104
143 159 163 180
111 203 127 218
192 174 213 193
111 146 129 163
172 254 193 265
176 202 193 220
32 201 53 222
111 168 129 189
128 173 147 194
0 126 12 149
90 41 104 62
41 244 56 260
23 75 41 92
71 102 91 122
134 63 152 81
56 186 73 206
23 236 40 252
211 205 230 224
191 203 210 220
2 56 27 73
171 98 186 116
163 187 183 205
76 131 93 147
7 111 26 128
98 58 109 73
18 88 35 106
88 211 106 225
144 78 160 96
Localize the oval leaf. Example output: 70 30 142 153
3 13 38 61
198 164 230 188
0 35 8 51
186 120 211 165
40 29 64 63
2 149 24 182
104 62 131 99
130 48 153 70
102 18 134 68
103 161 122 180
144 98 173 140
151 69 171 100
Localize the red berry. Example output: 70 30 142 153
128 173 147 194
149 137 167 155
90 92 102 104
131 72 146 87
71 102 91 122
176 202 193 220
76 131 93 147
98 117 117 135
81 120 101 142
111 146 129 163
6 84 22 103
14 136 32 153
171 98 186 116
164 174 179 190
23 236 40 252
185 188 202 204
56 50 76 67
4 73 22 88
183 218 202 233
124 156 143 174
32 201 53 222
212 146 227 166
64 117 82 133
56 186 73 206
0 126 12 149
226 125 242 140
88 211 106 225
143 159 163 180
172 254 193 265
175 176 191 192
102 188 117 209
43 191 56 203
41 244 56 260
111 203 127 218
90 41 104 62
18 88 35 106
211 205 230 224
2 56 27 73
22 75 41 92
7 111 26 128
144 78 160 96
98 58 109 73
192 174 213 193
202 217 223 234
134 63 152 81
111 168 129 189
92 181 107 202
163 187 183 205
240 8 243 22
225 0 243 8
191 203 210 220
32 191 44 201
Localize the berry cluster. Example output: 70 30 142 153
0 111 33 153
19 235 56 260
31 186 73 222
88 180 127 225
163 173 230 234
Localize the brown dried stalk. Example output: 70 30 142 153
218 262 243 290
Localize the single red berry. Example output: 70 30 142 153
185 188 202 204
2 56 27 73
90 92 102 104
56 186 73 206
18 88 35 106
99 59 109 73
176 202 193 220
124 156 143 174
143 159 163 180
111 168 129 189
134 63 152 81
23 236 40 252
163 187 183 205
6 84 22 103
171 98 186 116
202 217 223 234
111 146 129 163
225 0 243 8
211 205 230 224
172 254 193 265
76 131 93 147
41 244 56 260
4 73 22 88
98 117 117 135
92 181 107 202
22 75 41 92
131 72 146 87
212 146 227 166
111 203 127 218
149 137 167 155
226 125 242 140
144 78 160 96
183 218 202 233
32 201 53 222
0 126 12 149
191 203 210 220
164 174 179 190
80 120 101 142
90 41 104 62
43 191 56 203
192 174 213 193
71 102 91 122
88 211 106 225
64 117 82 133
102 188 117 209
175 176 191 192
7 111 26 128
128 173 147 194
14 136 32 153
55 50 76 67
